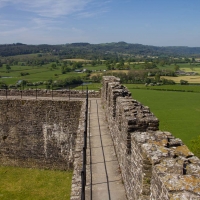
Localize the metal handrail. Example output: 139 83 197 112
81 87 88 200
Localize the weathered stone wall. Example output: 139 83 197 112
70 100 86 200
102 76 200 200
0 89 100 98
0 99 82 170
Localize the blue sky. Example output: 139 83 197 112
0 0 200 46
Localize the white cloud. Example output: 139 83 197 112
31 17 58 28
0 0 112 18
0 19 14 26
0 0 94 18
0 27 28 36
0 0 112 44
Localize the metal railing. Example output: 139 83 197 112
81 87 88 200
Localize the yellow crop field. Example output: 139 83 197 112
161 76 200 83
181 67 200 73
63 58 92 62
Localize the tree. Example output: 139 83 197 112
174 65 180 71
91 60 97 67
6 64 11 73
155 73 160 83
0 60 2 68
159 60 165 67
0 81 7 89
192 57 196 63
180 80 188 85
184 57 190 63
51 63 57 69
72 62 83 70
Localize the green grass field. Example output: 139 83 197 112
126 87 200 149
74 83 101 91
0 166 72 200
0 64 86 86
125 84 200 93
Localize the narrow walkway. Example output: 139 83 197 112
86 99 127 200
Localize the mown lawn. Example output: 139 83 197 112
126 87 200 149
0 166 73 200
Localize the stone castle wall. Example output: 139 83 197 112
0 99 83 170
0 89 100 98
102 76 200 200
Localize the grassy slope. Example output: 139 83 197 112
127 87 200 148
0 166 72 200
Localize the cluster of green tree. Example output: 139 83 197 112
0 76 84 89
61 61 84 74
102 70 176 85
0 81 7 89
20 72 29 76
0 56 59 67
53 77 83 88
1 42 200 59
180 80 189 85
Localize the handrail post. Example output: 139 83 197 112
81 170 85 200
36 85 37 99
6 87 7 99
51 84 53 100
69 86 70 100
20 85 22 99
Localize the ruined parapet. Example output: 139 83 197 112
0 89 100 98
101 76 120 105
101 76 200 200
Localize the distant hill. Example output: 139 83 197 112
0 42 200 57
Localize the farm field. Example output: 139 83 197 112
125 84 200 93
126 87 200 149
161 75 200 83
83 64 107 71
0 166 72 200
63 58 91 62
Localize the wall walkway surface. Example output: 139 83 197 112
85 99 127 200
101 76 200 200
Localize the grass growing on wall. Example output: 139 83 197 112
126 87 200 151
0 166 73 200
